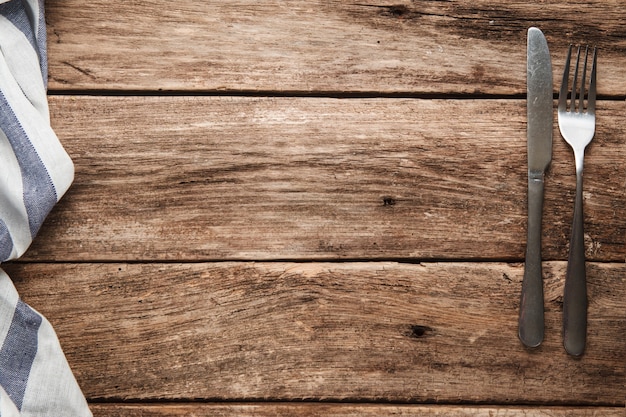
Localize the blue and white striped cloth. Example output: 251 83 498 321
0 0 91 415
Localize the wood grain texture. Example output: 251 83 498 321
6 262 624 404
31 2 626 413
88 403 626 417
45 0 626 95
24 96 625 262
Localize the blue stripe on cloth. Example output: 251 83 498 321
0 219 13 261
0 299 42 411
0 0 46 82
35 0 48 86
0 91 57 238
0 1 37 51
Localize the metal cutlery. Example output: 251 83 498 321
519 27 553 349
558 45 597 356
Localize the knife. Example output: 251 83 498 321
519 27 553 348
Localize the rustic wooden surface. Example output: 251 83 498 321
5 261 624 404
7 0 626 415
23 96 624 263
86 404 625 417
45 0 626 95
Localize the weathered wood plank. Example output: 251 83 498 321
45 0 626 95
88 403 626 417
6 262 624 404
24 96 625 261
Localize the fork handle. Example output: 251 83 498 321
519 176 545 348
563 170 587 356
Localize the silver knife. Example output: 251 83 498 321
519 27 553 348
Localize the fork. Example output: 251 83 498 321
558 45 597 356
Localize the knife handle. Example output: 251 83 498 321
519 176 545 348
563 170 587 356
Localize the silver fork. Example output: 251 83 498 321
558 45 597 356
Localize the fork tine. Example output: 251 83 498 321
587 47 598 114
570 46 581 112
558 45 572 112
578 46 589 113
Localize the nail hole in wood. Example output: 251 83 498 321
409 325 432 338
388 5 410 17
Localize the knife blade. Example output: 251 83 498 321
519 27 553 348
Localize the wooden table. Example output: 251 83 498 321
6 1 625 415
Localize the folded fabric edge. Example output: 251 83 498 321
0 269 92 416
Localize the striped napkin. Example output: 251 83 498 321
0 0 91 415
